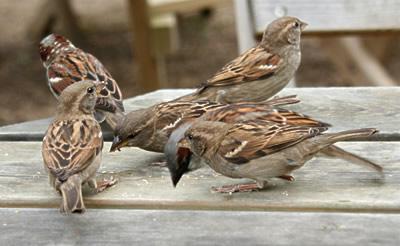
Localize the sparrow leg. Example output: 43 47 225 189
211 182 262 193
88 176 118 193
277 174 295 182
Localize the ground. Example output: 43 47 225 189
0 1 399 126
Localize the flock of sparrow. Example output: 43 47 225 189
38 16 383 214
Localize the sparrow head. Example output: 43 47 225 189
261 16 307 49
57 80 104 117
165 123 194 187
180 121 230 157
39 33 75 67
110 108 154 152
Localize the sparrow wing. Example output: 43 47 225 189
218 122 326 165
199 47 282 90
201 101 330 128
86 53 124 111
42 119 103 182
155 100 222 133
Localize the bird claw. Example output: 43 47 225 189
95 176 118 193
277 174 295 182
211 183 261 193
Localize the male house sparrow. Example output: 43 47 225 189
175 121 380 193
177 16 307 103
166 103 383 186
39 34 124 130
42 81 117 214
110 95 300 153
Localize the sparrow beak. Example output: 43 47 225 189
177 138 190 149
300 21 308 31
109 135 128 152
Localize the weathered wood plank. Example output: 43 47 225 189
0 87 399 141
250 0 400 34
0 141 398 212
1 208 399 245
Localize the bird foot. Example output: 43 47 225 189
95 176 118 193
211 183 261 193
277 174 295 182
149 161 168 167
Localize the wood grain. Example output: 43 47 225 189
0 141 397 212
250 0 400 34
1 208 399 245
0 87 399 141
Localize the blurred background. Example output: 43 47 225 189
0 0 399 126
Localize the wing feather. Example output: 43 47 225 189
42 119 103 182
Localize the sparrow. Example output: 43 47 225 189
39 33 125 130
110 95 300 153
166 103 383 186
176 16 307 103
175 120 381 193
42 81 117 214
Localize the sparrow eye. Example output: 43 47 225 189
293 22 300 28
87 86 95 94
187 134 193 140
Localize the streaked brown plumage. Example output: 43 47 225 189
39 34 124 130
165 102 383 187
110 95 300 153
177 16 307 103
42 81 117 214
176 121 381 193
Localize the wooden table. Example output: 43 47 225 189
1 87 399 245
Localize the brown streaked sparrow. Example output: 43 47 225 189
39 34 125 130
42 81 117 214
177 16 307 103
166 103 382 186
110 95 300 153
175 121 381 193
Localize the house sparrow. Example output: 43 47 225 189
39 34 124 130
176 16 307 103
165 103 383 186
42 81 117 214
110 95 300 153
175 121 381 193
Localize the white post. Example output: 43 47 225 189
233 0 256 53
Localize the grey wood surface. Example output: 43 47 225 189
0 87 399 141
0 141 397 212
1 208 399 246
250 0 400 34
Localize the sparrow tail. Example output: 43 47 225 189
59 175 85 214
321 145 383 173
325 128 378 142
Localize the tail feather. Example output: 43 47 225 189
325 128 378 142
59 175 85 214
321 145 383 173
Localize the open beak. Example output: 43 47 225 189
300 21 308 31
109 135 128 152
